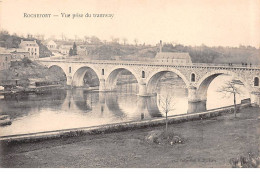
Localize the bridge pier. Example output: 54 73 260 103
99 79 107 92
138 82 149 96
188 100 207 113
187 86 207 113
136 97 147 119
250 92 260 106
66 76 73 87
188 86 198 102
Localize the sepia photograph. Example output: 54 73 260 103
0 0 259 169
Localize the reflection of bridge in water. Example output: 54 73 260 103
40 59 260 113
61 89 163 119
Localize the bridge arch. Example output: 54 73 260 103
146 68 190 95
48 65 67 84
105 67 140 91
72 66 100 87
196 70 252 101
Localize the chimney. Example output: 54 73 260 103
159 40 162 52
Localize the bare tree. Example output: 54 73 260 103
0 29 9 35
61 34 66 41
217 79 244 117
84 36 90 43
90 36 101 44
134 38 138 46
111 37 119 44
159 94 175 135
122 38 128 45
110 36 115 43
41 34 45 41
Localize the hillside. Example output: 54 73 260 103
0 58 66 86
162 44 260 64
83 42 260 64
0 32 53 58
86 44 156 60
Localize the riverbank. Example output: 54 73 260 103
0 84 66 95
0 106 259 168
0 103 251 142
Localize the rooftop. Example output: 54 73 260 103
9 48 29 53
46 40 57 45
0 47 11 54
155 52 191 60
20 40 39 47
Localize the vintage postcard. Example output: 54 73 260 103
0 0 259 169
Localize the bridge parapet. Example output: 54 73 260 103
38 58 260 69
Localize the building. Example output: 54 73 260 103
19 40 39 60
0 48 11 71
45 40 57 50
58 45 86 56
58 45 71 55
155 40 192 64
155 52 192 64
77 46 88 57
9 49 30 60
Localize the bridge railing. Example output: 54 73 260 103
38 57 260 69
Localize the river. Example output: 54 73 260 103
0 75 250 136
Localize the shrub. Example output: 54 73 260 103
21 57 32 67
230 153 260 168
145 130 184 145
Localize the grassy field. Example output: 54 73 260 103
0 107 259 168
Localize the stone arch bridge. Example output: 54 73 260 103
38 59 260 108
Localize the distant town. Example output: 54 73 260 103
0 30 260 94
1 30 260 71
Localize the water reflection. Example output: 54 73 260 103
0 88 163 136
72 89 99 111
0 90 67 119
0 75 250 136
63 89 162 119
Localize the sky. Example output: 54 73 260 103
0 0 259 47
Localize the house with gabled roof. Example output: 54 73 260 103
45 40 57 50
155 40 192 64
19 40 39 60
